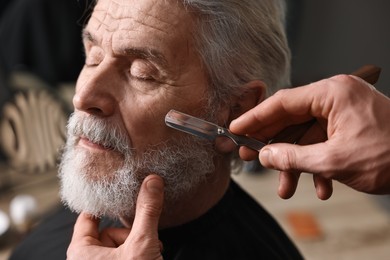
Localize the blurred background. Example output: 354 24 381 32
0 0 389 259
287 0 390 93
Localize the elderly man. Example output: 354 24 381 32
11 0 302 259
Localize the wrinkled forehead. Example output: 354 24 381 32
87 0 198 63
91 0 191 31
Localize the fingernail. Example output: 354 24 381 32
260 149 273 167
146 176 164 195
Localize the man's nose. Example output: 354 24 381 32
73 63 117 117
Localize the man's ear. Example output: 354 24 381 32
215 80 266 154
228 80 266 122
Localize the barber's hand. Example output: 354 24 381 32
230 75 390 199
67 175 164 260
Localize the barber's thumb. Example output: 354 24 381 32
259 144 298 171
259 148 274 168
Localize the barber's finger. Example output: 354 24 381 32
127 175 164 242
72 212 100 242
313 175 333 200
230 84 323 136
283 121 331 200
238 146 260 161
278 171 301 199
259 142 333 174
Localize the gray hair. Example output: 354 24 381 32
181 0 291 106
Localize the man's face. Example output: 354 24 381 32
59 0 217 219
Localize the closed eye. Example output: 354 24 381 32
130 60 159 82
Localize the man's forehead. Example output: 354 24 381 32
92 0 190 30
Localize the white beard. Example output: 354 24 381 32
58 113 216 220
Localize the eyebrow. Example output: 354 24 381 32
82 29 170 71
123 47 169 70
82 29 97 44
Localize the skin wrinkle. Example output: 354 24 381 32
123 48 172 81
93 1 174 35
94 0 111 36
109 2 200 140
82 32 175 84
84 7 195 87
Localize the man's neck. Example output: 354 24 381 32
160 161 231 229
121 157 232 229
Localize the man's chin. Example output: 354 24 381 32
59 147 139 219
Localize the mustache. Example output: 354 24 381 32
67 113 131 154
